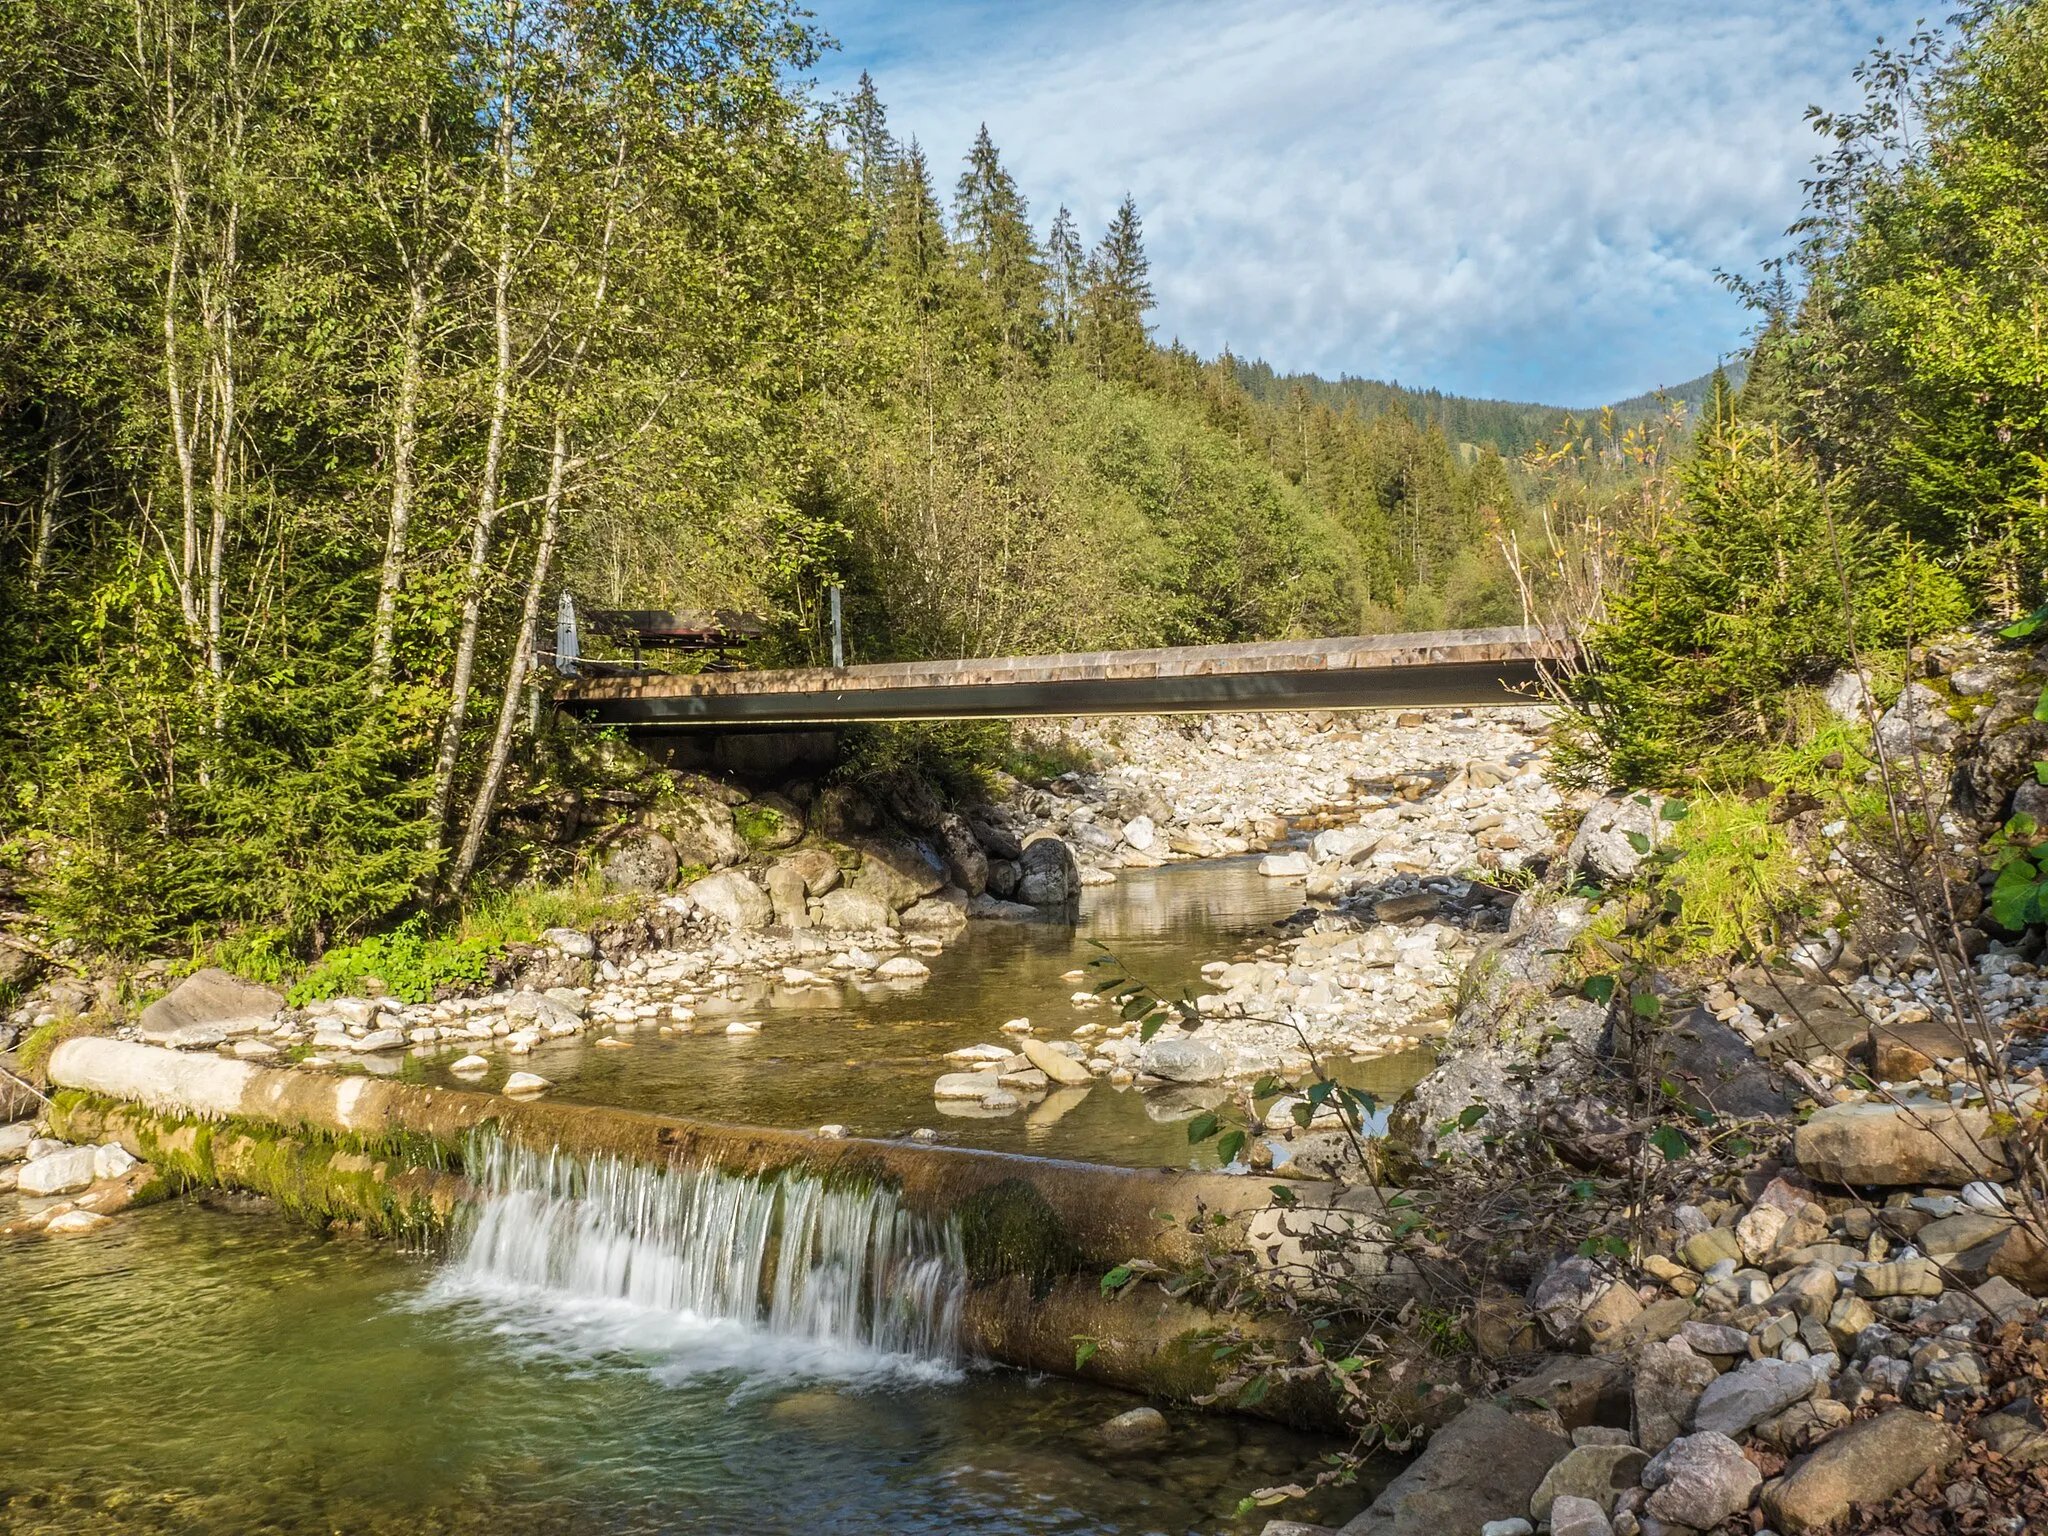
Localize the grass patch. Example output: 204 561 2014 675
16 1016 102 1076
733 803 788 845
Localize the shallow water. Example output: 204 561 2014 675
0 1197 1383 1535
418 858 1434 1168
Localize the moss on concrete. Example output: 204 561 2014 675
957 1176 1082 1293
48 1089 468 1239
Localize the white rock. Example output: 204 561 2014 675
449 1055 490 1075
934 1072 1001 1099
816 1124 849 1138
18 1145 97 1196
875 956 930 980
543 927 597 959
725 1020 762 1036
92 1143 137 1180
0 1123 32 1162
1257 851 1311 878
352 1027 407 1053
1121 814 1156 852
1962 1180 2010 1211
502 1071 551 1096
1000 1017 1033 1034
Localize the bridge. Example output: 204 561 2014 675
554 625 1567 729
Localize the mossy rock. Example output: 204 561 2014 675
957 1176 1082 1294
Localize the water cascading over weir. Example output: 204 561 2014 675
453 1135 967 1370
42 1037 1409 1419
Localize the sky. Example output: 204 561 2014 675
809 0 1929 407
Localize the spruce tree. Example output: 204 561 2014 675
1080 194 1154 379
883 139 949 314
1047 204 1083 344
952 124 1048 355
845 70 895 251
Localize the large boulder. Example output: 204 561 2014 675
1760 1409 1961 1534
818 887 894 932
1691 1356 1829 1438
1566 795 1668 884
138 967 285 1049
899 894 968 937
1795 1100 2013 1185
777 847 841 896
936 812 989 897
685 871 772 931
810 784 881 838
1338 1401 1569 1536
734 792 804 851
850 837 948 911
1634 1337 1720 1453
873 768 945 831
1015 833 1079 909
641 796 744 870
765 863 810 928
602 829 679 893
19 1144 99 1196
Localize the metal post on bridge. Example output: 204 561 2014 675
829 585 844 669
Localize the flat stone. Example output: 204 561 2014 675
1338 1401 1569 1536
818 886 894 932
1915 1210 2012 1257
1642 1431 1761 1529
1795 1101 2013 1186
347 1027 404 1052
137 967 284 1047
1853 1258 1944 1298
933 1072 1000 1100
1679 1321 1750 1356
1760 1409 1962 1533
18 1145 98 1196
1021 1036 1093 1086
1691 1357 1827 1438
1478 1523 1533 1536
1258 851 1311 878
1679 1227 1742 1271
449 1055 489 1075
501 1071 550 1096
1530 1444 1647 1520
874 955 929 980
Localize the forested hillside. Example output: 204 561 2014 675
0 1 1538 949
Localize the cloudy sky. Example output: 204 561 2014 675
809 0 1926 406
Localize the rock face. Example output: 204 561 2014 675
1566 794 1667 883
1641 1431 1761 1529
602 829 679 893
1876 680 1958 756
138 967 285 1049
1338 1402 1570 1536
1015 834 1079 909
764 862 810 927
1760 1409 1962 1533
685 871 772 931
1795 1100 2013 1185
899 895 968 936
1633 1338 1721 1454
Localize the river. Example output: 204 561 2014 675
2 860 1430 1534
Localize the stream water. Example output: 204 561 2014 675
418 858 1435 1168
1 860 1431 1534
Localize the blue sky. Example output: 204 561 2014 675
808 0 1929 406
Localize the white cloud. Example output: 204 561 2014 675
811 0 1924 403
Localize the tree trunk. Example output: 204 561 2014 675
445 417 570 896
29 412 71 589
368 276 429 693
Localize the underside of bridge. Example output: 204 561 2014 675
555 626 1566 730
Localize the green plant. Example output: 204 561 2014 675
288 920 495 1007
1985 812 2048 932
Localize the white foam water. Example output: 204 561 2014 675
429 1136 967 1386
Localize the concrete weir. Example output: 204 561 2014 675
45 1038 1402 1422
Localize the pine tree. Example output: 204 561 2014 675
845 70 895 250
1080 194 1154 379
1047 204 1083 344
883 139 949 314
952 124 1047 355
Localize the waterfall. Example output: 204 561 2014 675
438 1136 966 1382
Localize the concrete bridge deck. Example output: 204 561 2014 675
556 625 1566 729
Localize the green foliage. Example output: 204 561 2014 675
1986 813 2048 932
731 803 786 846
288 920 496 1007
